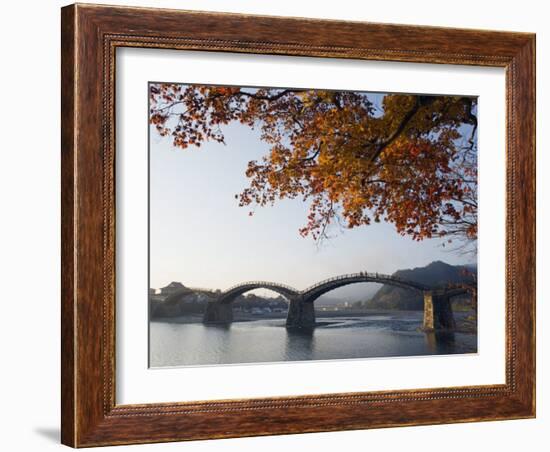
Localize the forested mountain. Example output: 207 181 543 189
359 261 476 310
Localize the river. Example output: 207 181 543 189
149 311 476 367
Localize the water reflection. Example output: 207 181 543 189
285 327 315 360
204 323 232 331
196 322 233 363
150 312 476 367
424 331 456 354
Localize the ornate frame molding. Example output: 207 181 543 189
61 4 535 447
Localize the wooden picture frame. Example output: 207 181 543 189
61 3 535 447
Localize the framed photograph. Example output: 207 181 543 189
61 3 535 447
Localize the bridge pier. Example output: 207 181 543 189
423 291 456 331
203 301 233 324
286 297 315 328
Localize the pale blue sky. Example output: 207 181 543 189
149 90 474 297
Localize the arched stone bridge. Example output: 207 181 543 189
200 272 474 331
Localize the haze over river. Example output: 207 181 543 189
149 311 477 367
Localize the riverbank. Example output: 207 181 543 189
152 308 477 334
152 308 414 324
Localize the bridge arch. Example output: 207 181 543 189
201 273 471 330
204 282 299 324
301 273 428 303
217 281 299 304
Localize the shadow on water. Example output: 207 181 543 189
285 326 315 360
203 323 232 331
424 331 456 354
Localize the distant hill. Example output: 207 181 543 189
360 261 476 311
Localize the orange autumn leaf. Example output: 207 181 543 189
149 84 477 251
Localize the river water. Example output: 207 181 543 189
149 311 477 367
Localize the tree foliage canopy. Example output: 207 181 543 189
150 84 478 251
